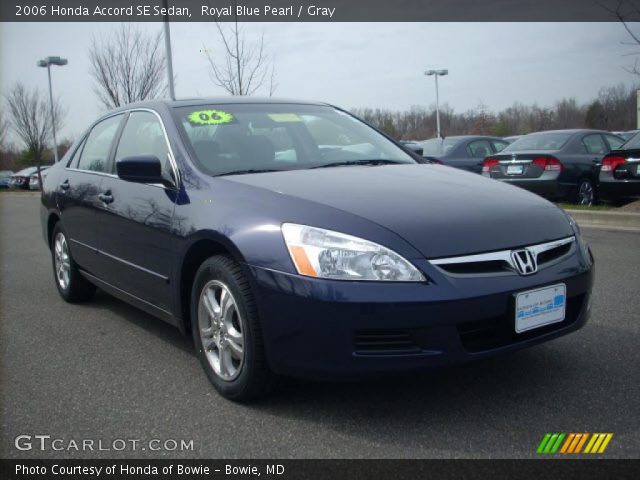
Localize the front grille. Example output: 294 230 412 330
437 260 511 275
431 237 575 276
537 242 572 266
457 294 586 353
354 329 421 355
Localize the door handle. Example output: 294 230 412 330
98 192 114 204
59 180 70 191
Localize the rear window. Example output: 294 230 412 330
621 132 640 150
504 133 572 152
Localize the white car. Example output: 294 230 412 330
28 166 50 190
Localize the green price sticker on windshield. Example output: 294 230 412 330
187 109 234 125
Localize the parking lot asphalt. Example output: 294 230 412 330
1 192 639 459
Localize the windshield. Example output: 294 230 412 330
621 131 640 150
173 104 416 176
418 137 460 156
504 133 572 151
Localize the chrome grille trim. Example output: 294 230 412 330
430 236 575 276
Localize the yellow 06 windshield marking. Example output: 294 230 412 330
187 110 234 125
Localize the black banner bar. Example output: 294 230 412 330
3 0 640 22
1 459 639 480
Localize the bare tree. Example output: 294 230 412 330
203 9 276 96
600 0 640 74
5 83 64 185
0 109 9 151
89 24 167 109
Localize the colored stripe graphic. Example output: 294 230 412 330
543 433 614 454
537 433 552 454
585 433 614 454
537 433 566 454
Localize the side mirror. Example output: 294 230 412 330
116 155 170 186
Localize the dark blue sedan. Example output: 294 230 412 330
40 98 594 400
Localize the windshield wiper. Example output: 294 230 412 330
310 159 405 169
214 169 281 177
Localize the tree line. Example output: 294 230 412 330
352 83 639 141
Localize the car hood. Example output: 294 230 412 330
226 164 573 258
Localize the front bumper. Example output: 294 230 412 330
249 253 594 379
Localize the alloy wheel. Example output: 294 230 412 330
578 181 594 206
54 232 71 290
198 280 245 381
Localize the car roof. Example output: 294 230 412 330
526 129 611 135
109 97 329 113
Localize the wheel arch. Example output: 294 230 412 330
177 232 251 335
47 212 61 249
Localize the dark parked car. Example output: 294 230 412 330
418 135 510 173
482 129 625 205
40 98 594 400
9 167 40 189
0 170 13 188
599 130 640 203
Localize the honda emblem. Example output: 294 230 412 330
511 249 537 275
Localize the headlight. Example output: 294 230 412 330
281 223 425 282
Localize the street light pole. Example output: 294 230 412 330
38 56 67 163
163 0 176 100
45 64 59 163
424 69 448 139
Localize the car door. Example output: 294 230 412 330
581 133 610 178
57 114 124 276
95 110 178 312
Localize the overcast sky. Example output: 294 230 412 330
0 22 637 142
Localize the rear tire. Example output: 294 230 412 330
191 255 278 401
575 178 596 206
51 223 96 303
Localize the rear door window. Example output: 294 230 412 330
466 140 493 158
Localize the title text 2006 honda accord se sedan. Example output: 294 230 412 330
40 98 594 400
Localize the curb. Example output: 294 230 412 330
565 209 640 231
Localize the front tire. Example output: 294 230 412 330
51 223 96 302
191 255 277 401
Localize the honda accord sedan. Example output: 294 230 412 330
40 98 594 400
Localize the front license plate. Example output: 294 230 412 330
515 284 566 333
507 165 524 175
